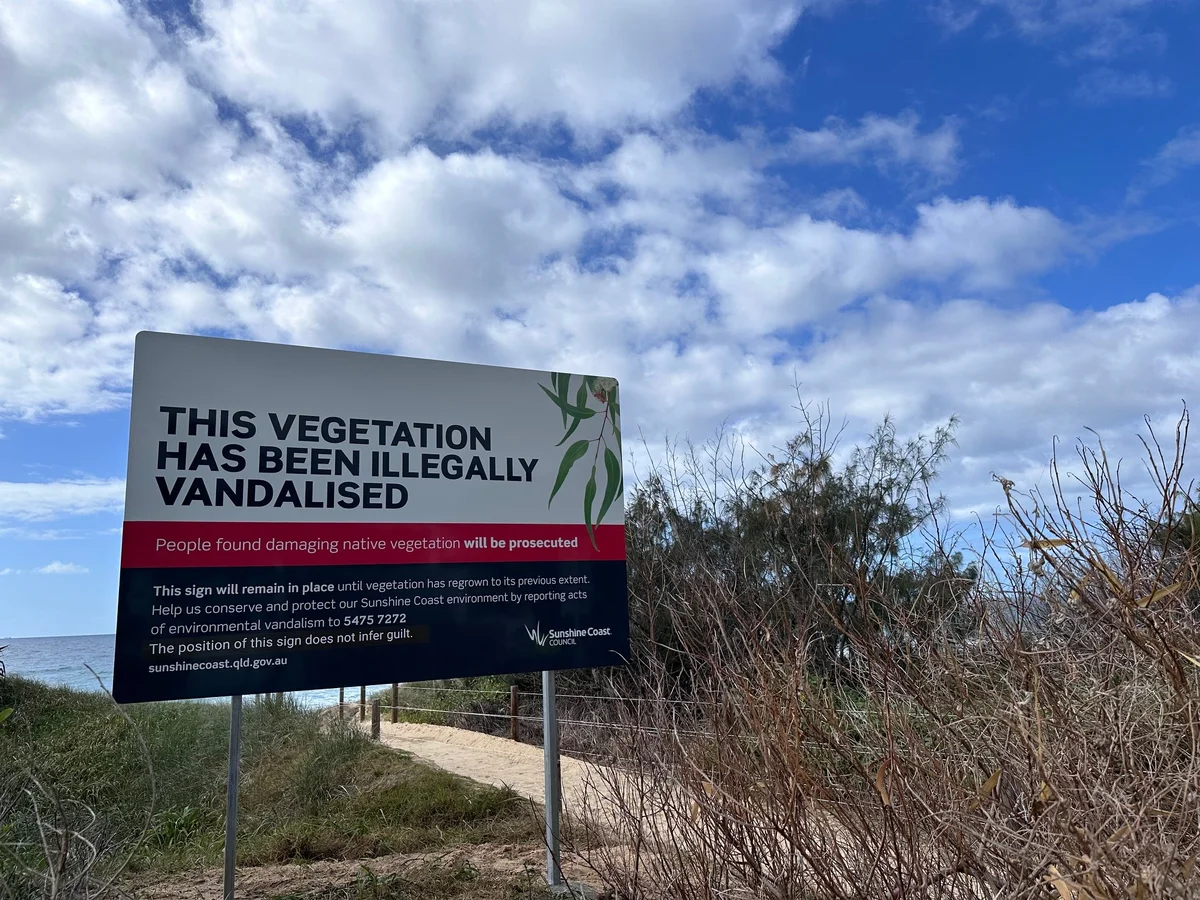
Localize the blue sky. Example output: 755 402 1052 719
2 0 1198 637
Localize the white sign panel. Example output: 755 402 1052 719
113 332 628 702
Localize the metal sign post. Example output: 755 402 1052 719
542 670 563 889
223 695 243 900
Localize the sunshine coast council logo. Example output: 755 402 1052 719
526 622 614 648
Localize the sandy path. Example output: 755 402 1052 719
369 721 604 812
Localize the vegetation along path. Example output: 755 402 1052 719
365 720 605 812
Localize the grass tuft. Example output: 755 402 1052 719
0 676 541 890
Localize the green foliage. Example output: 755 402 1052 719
548 440 589 507
0 643 9 725
147 805 206 850
599 447 622 524
1154 500 1200 555
370 676 513 727
586 407 976 694
542 373 622 549
241 743 528 865
583 464 598 549
0 677 539 889
538 383 595 422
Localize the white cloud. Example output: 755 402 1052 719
702 196 1069 334
0 0 246 417
0 479 126 522
787 112 961 180
783 285 1200 512
338 148 585 300
0 527 91 541
191 0 804 142
580 130 766 228
0 276 136 416
35 561 89 575
605 284 1200 520
0 0 1191 556
1130 125 1200 201
1074 68 1173 105
933 0 1168 60
0 1 234 280
1153 125 1200 171
0 568 20 575
0 0 1072 424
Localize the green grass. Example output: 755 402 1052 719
368 677 514 727
0 676 541 894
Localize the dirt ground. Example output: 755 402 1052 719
132 843 599 900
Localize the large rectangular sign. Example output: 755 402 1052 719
113 332 628 703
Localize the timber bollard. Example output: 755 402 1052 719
359 685 366 720
338 686 344 720
510 685 520 742
391 683 399 724
371 699 381 740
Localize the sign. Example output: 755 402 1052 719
113 332 628 703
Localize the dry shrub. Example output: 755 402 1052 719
572 408 1200 899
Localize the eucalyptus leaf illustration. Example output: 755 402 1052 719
584 465 598 551
598 447 621 525
538 383 596 420
540 371 624 545
557 415 585 446
549 440 590 508
554 372 570 427
556 379 593 446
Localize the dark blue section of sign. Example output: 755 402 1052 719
113 561 628 703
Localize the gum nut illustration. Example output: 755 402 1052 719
594 377 619 393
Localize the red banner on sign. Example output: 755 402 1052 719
121 521 626 568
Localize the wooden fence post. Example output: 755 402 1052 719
391 683 399 724
371 699 381 741
338 686 344 720
359 685 366 720
510 685 520 742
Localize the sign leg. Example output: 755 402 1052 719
543 670 563 888
224 695 242 900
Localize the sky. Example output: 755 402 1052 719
1 0 1198 637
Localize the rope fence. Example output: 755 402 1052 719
328 686 1015 769
331 684 1006 745
345 683 1003 729
358 703 722 739
375 684 728 705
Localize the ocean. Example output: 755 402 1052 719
1 633 392 708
